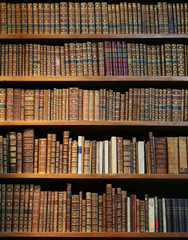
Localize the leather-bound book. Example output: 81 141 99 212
167 137 179 174
66 183 72 232
0 88 6 121
80 2 88 34
91 193 98 232
32 185 41 232
23 184 30 232
86 192 92 232
69 87 79 121
106 184 112 232
155 137 167 174
18 184 25 232
5 184 13 232
23 129 34 173
9 132 17 173
88 2 95 34
95 2 101 34
39 138 47 174
101 2 108 34
71 195 80 232
178 137 188 174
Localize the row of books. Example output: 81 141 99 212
0 87 188 122
0 129 187 175
0 42 188 76
0 2 188 35
1 183 188 233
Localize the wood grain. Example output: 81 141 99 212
0 34 188 40
0 121 188 127
0 232 188 238
1 76 188 82
0 173 188 180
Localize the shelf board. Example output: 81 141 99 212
0 232 188 238
1 76 188 82
0 33 188 40
0 173 188 180
0 121 188 127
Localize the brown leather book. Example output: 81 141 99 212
9 132 17 173
155 137 167 174
91 193 98 232
98 195 103 232
106 184 112 232
32 185 41 232
18 184 25 232
71 195 80 232
39 138 47 174
69 88 79 121
167 137 179 174
5 184 13 232
16 132 22 173
6 88 13 121
86 192 91 232
66 183 72 232
23 129 34 173
27 184 34 232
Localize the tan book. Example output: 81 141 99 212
178 137 188 174
38 139 47 174
167 137 179 174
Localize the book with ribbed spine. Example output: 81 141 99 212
101 2 108 34
68 2 75 34
60 2 68 34
167 137 179 174
95 2 101 34
111 4 116 34
88 2 95 34
75 3 80 34
81 3 88 34
71 195 80 232
179 137 188 174
23 129 34 173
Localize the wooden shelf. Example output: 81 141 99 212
0 173 188 180
0 232 187 238
0 33 188 40
0 121 188 127
1 76 188 82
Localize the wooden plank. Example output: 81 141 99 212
0 173 188 180
1 76 188 82
0 121 188 127
0 34 188 40
0 232 188 238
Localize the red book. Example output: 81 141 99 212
122 41 128 76
104 41 112 76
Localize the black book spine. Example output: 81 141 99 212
171 198 178 232
178 199 185 232
184 199 188 232
165 198 172 232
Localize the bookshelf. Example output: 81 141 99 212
0 0 188 238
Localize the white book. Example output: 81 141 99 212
99 141 103 174
162 198 166 232
148 197 155 232
111 137 117 174
127 197 131 232
104 140 109 174
138 141 145 174
77 136 84 174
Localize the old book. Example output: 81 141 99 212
137 141 145 174
140 200 146 232
23 184 29 232
92 193 98 232
167 137 179 174
178 137 188 174
148 132 155 174
81 3 88 34
6 88 13 121
101 2 108 33
123 139 131 174
24 89 34 121
27 3 33 34
38 138 47 174
95 2 101 34
88 2 95 34
86 192 91 232
9 132 16 173
32 185 41 232
27 184 34 232
23 129 34 173
66 183 72 232
16 132 22 173
68 2 75 34
98 195 103 232
148 198 155 232
60 2 68 33
18 184 25 232
5 184 13 232
0 88 6 121
172 89 181 122
155 137 167 174
71 195 80 232
106 184 112 232
38 191 44 232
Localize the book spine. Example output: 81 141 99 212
95 2 101 34
23 129 34 173
81 3 88 34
